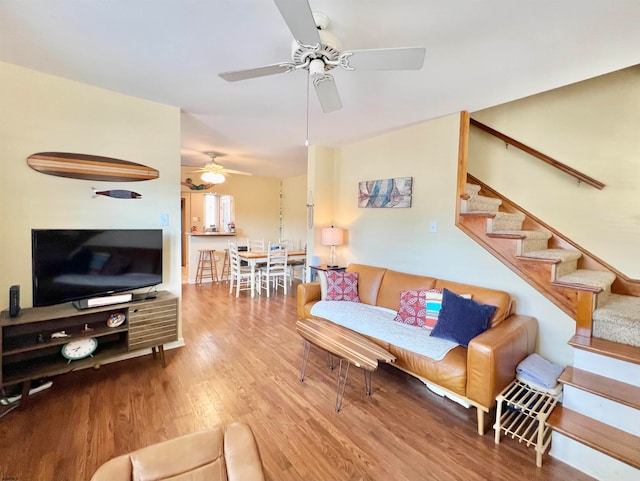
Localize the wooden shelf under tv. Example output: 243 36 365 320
0 291 178 397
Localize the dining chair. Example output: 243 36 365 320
228 240 252 298
280 239 304 284
288 258 306 285
248 239 265 252
257 241 288 297
248 238 267 268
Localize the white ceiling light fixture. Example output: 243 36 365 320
201 171 226 184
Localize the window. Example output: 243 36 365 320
204 194 234 232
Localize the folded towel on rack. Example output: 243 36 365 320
516 353 564 389
516 373 563 395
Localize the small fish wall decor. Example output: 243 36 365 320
92 188 142 199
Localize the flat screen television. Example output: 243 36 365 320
32 229 163 307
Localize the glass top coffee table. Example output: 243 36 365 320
296 317 396 412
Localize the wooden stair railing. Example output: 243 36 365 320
470 118 605 190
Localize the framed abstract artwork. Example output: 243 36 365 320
358 177 413 208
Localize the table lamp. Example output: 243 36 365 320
321 226 344 268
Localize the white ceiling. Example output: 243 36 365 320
1 1 639 178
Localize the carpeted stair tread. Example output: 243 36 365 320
493 212 525 221
556 269 616 290
519 248 582 262
593 294 640 347
469 195 502 206
465 184 481 196
462 195 502 213
487 212 526 232
491 230 552 240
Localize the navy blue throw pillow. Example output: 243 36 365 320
429 288 497 347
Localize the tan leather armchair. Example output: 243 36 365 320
91 422 265 481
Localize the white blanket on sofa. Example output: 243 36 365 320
310 301 458 361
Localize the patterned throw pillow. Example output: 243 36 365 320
423 289 472 328
423 289 444 328
325 271 360 302
393 290 427 327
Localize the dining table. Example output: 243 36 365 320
237 249 306 298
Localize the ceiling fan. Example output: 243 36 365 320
218 0 426 113
191 151 252 183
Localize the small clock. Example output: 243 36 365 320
61 338 98 362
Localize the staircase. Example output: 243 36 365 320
457 174 640 479
459 176 640 347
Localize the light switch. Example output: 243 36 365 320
429 221 437 233
159 213 169 226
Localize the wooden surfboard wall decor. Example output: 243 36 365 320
27 152 159 182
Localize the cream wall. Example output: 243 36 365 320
307 145 337 266
281 175 307 249
180 166 282 243
313 113 577 366
470 65 640 277
0 62 182 318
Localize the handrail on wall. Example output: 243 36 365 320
470 118 605 190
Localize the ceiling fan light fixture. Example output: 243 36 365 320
201 171 226 184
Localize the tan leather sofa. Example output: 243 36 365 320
297 263 538 435
90 422 265 481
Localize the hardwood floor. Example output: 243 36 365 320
0 281 595 481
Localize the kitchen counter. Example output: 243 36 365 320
186 233 237 283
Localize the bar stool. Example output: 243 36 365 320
195 249 218 285
219 248 231 282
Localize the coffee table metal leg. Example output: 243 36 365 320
327 352 334 370
299 340 311 382
335 359 350 412
364 370 372 396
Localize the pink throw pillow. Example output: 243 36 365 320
326 271 360 302
393 290 427 327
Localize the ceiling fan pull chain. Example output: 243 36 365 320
305 71 310 147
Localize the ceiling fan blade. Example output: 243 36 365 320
273 0 321 47
313 74 342 113
221 168 252 176
341 47 426 71
219 62 294 82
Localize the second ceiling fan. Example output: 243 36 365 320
218 0 426 113
191 151 252 184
